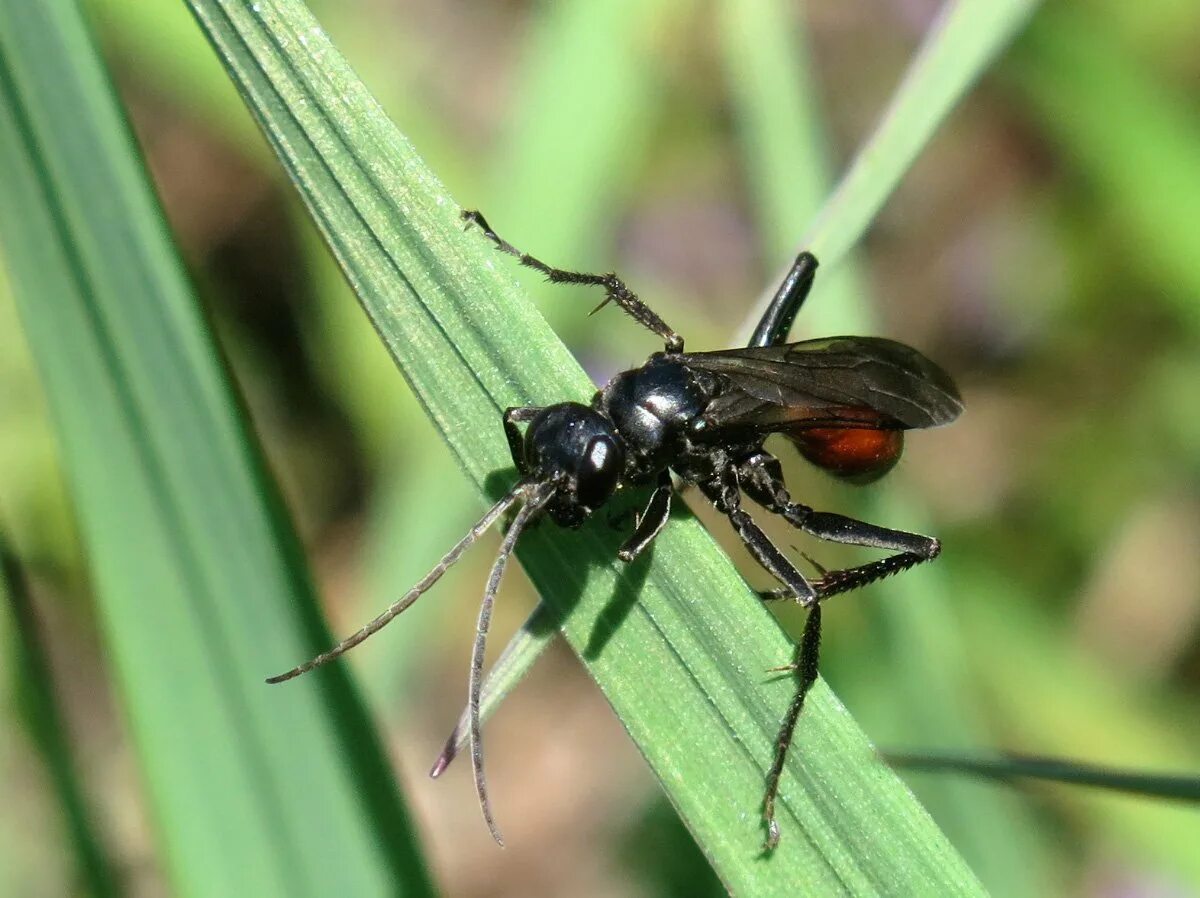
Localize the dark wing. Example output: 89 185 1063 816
682 336 963 432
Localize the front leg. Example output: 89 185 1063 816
696 466 816 604
503 407 543 476
463 209 684 353
738 451 940 599
617 470 673 563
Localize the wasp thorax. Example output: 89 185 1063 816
599 355 709 469
524 403 625 525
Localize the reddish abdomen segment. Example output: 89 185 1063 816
785 408 904 484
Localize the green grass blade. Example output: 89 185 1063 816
0 537 123 898
887 752 1200 802
1007 3 1200 333
745 0 1041 337
182 0 984 891
717 0 831 264
0 1 433 895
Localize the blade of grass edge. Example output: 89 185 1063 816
181 0 986 893
887 752 1200 802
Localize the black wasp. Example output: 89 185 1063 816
269 210 963 850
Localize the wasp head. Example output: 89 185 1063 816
523 403 625 527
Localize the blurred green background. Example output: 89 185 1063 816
2 0 1199 896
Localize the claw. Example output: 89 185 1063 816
763 818 781 853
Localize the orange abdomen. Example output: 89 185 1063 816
786 409 904 484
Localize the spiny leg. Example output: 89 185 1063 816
617 470 673 563
748 251 819 348
756 551 827 601
796 515 938 597
462 209 684 352
469 484 555 847
762 602 821 852
696 466 816 604
692 463 825 849
738 451 939 599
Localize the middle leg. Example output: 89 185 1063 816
695 465 816 605
617 470 673 563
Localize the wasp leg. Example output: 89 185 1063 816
617 470 673 562
696 466 816 604
502 406 543 475
748 252 819 348
762 602 821 852
692 462 823 849
738 450 939 599
462 209 684 353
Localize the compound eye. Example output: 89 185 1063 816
575 434 623 508
789 426 903 485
